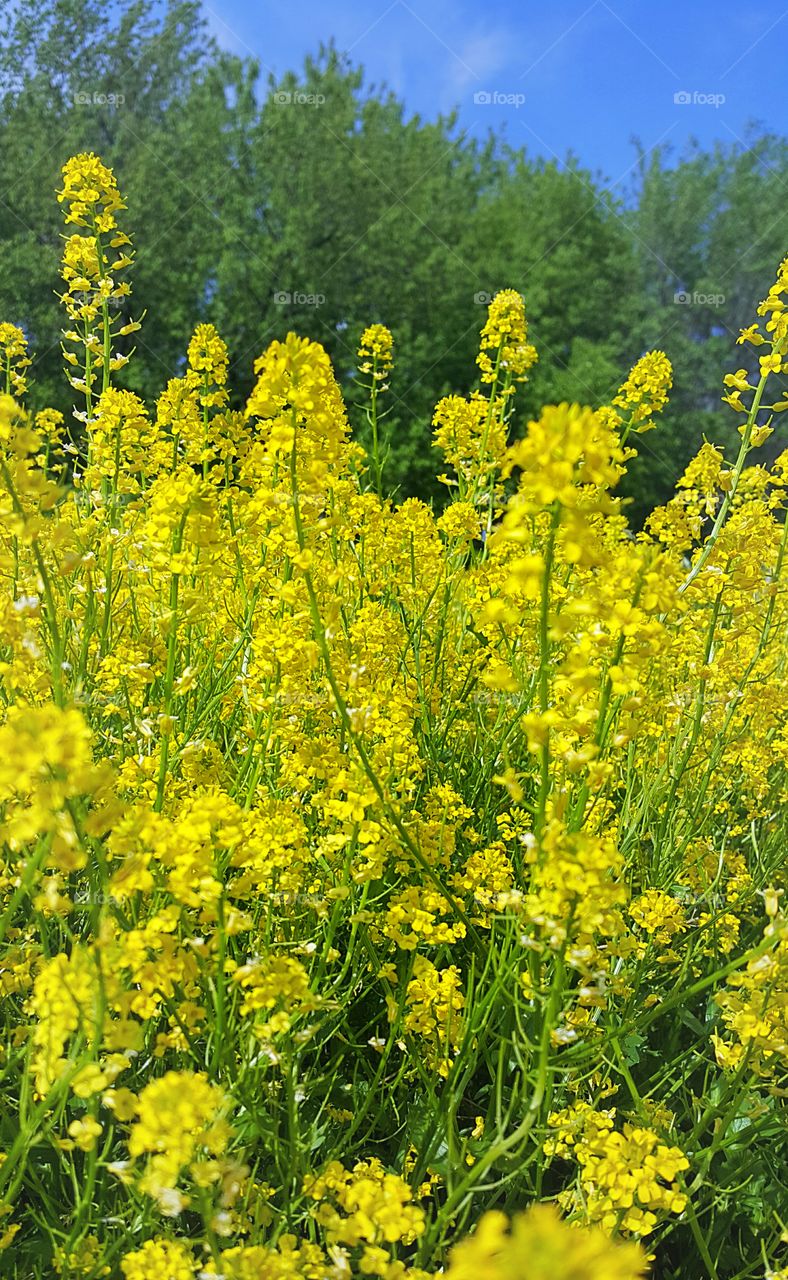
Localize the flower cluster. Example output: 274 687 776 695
443 1206 647 1280
0 152 785 1280
546 1105 689 1235
358 324 394 378
476 289 537 386
612 350 673 433
57 153 140 413
0 324 31 399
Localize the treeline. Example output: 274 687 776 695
2 0 787 520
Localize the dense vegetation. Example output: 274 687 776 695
2 0 788 519
0 144 785 1279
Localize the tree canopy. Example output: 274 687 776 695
2 0 786 518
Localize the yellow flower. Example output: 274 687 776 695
304 1158 425 1247
187 323 229 410
0 324 31 398
613 350 672 432
120 1239 194 1280
476 289 537 385
58 152 126 230
67 1116 103 1152
444 1205 647 1279
56 153 139 404
545 1104 689 1236
358 323 394 376
129 1071 230 1208
28 946 102 1095
403 957 465 1077
629 890 686 945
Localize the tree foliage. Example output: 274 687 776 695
1 0 786 517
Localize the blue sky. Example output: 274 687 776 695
202 0 784 184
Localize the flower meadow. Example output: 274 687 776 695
0 152 786 1280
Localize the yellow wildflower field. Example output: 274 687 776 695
0 153 786 1279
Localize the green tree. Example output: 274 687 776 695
209 47 498 498
626 132 788 522
0 0 249 409
471 151 640 416
4 3 784 521
209 48 641 500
